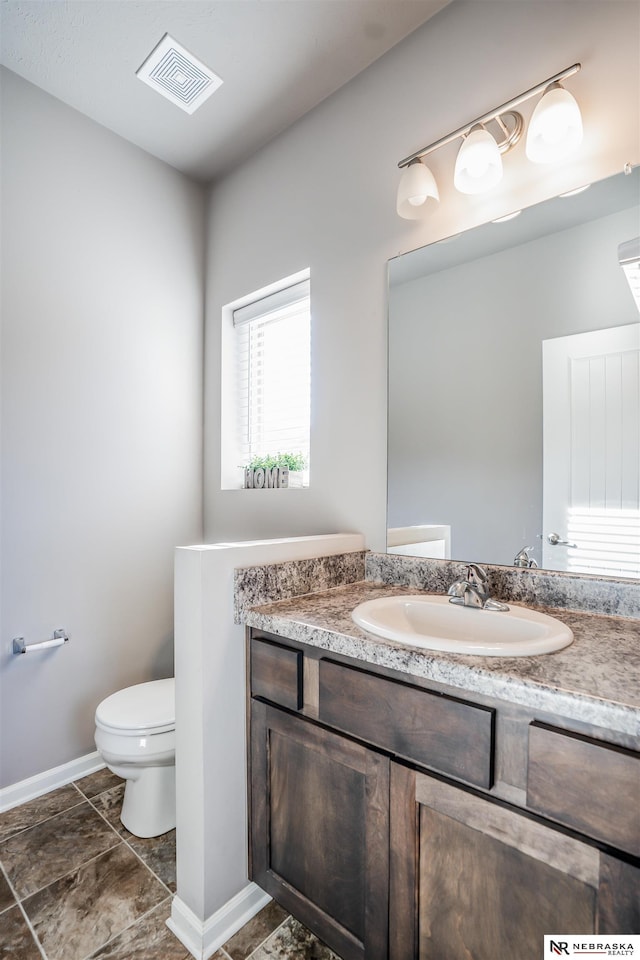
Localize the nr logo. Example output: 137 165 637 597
550 943 570 956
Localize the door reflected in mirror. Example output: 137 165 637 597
387 167 640 577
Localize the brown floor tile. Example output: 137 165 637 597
86 897 189 959
91 785 176 891
128 831 176 893
23 842 168 960
0 871 15 914
224 900 289 960
0 784 82 844
250 916 341 960
0 781 336 960
0 801 120 899
0 904 42 959
90 785 127 837
74 768 123 799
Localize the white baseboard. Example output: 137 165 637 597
167 884 272 960
0 751 105 813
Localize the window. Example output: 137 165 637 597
221 272 311 489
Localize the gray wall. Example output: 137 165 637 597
0 70 205 787
388 205 640 566
202 0 640 549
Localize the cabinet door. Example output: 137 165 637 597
250 700 389 960
390 764 611 960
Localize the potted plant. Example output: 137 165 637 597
243 452 307 489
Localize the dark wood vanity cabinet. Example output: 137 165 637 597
248 632 640 959
390 765 639 960
250 700 389 960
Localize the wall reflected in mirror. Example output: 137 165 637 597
387 167 640 578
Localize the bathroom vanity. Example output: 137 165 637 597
243 580 640 960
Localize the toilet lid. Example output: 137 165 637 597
95 678 175 735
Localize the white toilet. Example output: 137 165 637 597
94 678 175 838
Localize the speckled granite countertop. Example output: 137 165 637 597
244 581 640 737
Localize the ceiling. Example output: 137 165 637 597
0 0 450 183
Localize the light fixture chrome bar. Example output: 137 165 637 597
398 63 581 169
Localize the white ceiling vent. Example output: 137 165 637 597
136 34 223 115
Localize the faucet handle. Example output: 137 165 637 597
466 563 487 585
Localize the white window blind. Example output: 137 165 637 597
233 280 310 479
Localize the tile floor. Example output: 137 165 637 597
0 769 340 960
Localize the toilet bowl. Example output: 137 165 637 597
94 678 175 838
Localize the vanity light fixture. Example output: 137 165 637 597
525 83 583 164
559 184 591 198
492 210 522 223
454 124 504 195
396 159 440 219
397 63 582 218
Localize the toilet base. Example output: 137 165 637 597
110 762 176 838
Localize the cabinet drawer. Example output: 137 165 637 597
251 637 303 711
527 722 640 857
318 659 494 788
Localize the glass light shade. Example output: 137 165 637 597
454 128 503 195
492 210 522 223
559 184 591 198
526 85 583 164
396 161 440 219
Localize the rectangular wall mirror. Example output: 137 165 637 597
387 167 640 578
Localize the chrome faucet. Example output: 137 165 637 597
513 546 538 568
448 563 509 612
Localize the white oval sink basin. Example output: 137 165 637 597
351 594 573 657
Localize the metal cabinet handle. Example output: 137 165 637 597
546 532 577 548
